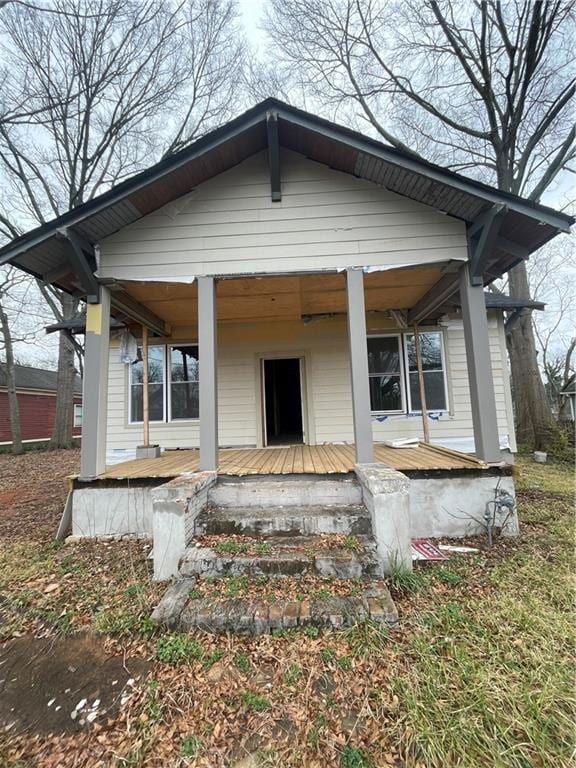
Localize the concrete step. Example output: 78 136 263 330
179 534 383 580
152 579 398 635
208 474 362 508
194 503 372 537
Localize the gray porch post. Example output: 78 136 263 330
198 276 218 471
79 286 111 480
459 263 502 463
346 268 374 464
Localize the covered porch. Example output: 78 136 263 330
80 258 505 481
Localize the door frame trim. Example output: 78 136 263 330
254 350 314 448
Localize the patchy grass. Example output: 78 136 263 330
0 450 574 767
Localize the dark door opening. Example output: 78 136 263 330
263 358 304 446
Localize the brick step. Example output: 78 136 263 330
152 580 398 635
179 534 382 580
194 503 372 537
208 475 362 508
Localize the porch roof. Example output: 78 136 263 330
0 98 572 303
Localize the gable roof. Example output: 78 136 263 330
0 362 82 394
0 97 572 295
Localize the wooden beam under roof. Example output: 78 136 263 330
266 111 281 202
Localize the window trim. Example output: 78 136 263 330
402 330 449 414
128 344 166 425
167 343 200 423
73 403 83 428
367 333 407 415
367 330 449 416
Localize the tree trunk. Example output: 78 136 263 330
507 261 557 450
49 294 79 449
0 298 23 454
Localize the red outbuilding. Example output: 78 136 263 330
0 363 82 445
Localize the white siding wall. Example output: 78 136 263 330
105 313 515 455
99 149 467 280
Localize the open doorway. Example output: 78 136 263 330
263 358 304 446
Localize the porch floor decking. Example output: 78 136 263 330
99 442 487 480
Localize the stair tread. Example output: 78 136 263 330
152 579 398 634
180 533 381 579
199 503 369 518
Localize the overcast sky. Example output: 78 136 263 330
7 0 574 370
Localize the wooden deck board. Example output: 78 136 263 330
99 442 487 480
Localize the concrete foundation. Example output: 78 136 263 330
72 486 154 538
151 471 216 581
409 473 518 538
354 464 412 573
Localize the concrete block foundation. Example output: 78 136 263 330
72 486 154 538
409 472 518 538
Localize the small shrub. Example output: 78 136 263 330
284 663 302 685
241 690 270 712
343 536 361 551
188 588 203 599
234 652 252 673
321 646 336 663
341 745 372 768
303 625 320 639
155 634 204 665
215 540 249 554
181 735 201 759
336 655 352 671
254 542 271 554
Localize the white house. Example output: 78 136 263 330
1 99 572 587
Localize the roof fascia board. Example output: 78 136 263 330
273 105 573 233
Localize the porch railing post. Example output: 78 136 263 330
346 268 374 464
79 286 110 480
198 275 218 471
459 263 502 463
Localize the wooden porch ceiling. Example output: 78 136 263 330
119 265 445 325
99 442 487 480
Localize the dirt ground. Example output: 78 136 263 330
0 447 573 768
0 634 149 735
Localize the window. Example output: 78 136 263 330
73 404 83 428
366 331 448 414
367 336 404 412
129 345 165 423
169 345 199 420
404 331 447 412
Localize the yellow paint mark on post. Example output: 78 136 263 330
86 302 103 335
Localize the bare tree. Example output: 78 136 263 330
265 0 575 449
0 0 246 448
0 266 41 453
529 235 575 421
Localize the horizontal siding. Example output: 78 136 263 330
105 314 514 452
99 149 467 279
0 391 82 443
